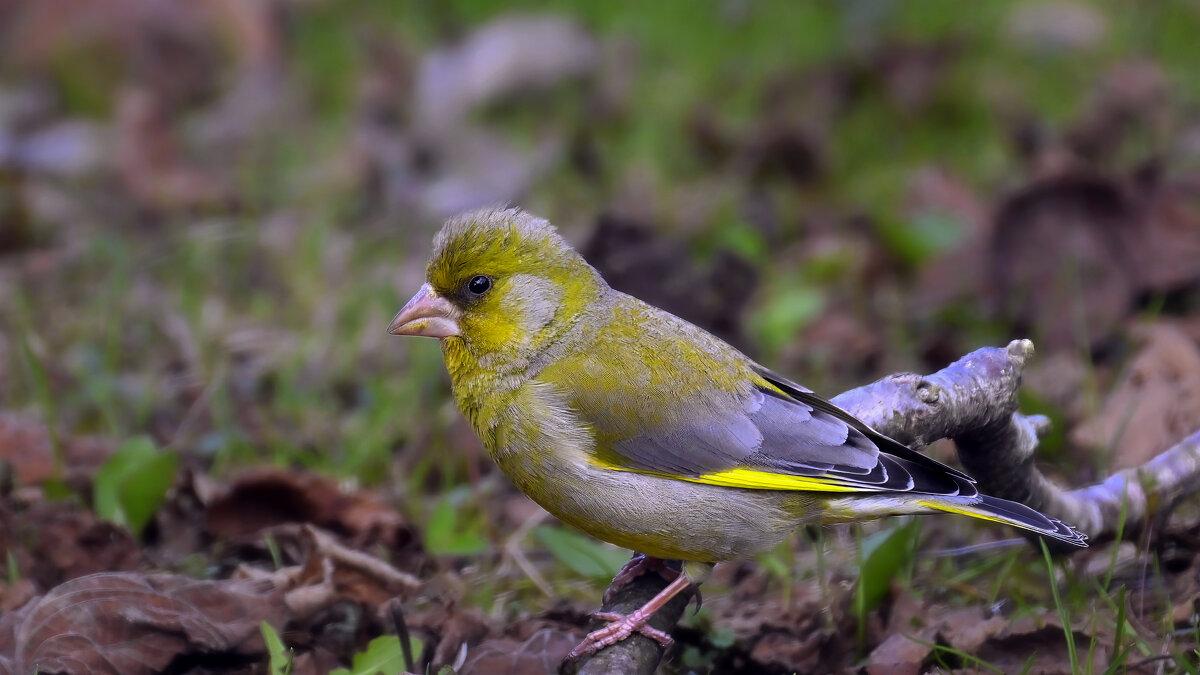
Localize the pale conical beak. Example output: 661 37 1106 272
388 283 461 338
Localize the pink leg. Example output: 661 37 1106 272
567 574 693 660
604 554 679 605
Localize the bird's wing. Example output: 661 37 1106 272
593 364 977 498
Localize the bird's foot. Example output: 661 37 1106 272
603 554 678 605
566 609 673 660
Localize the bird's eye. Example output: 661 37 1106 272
467 275 492 295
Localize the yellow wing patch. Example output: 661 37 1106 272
678 467 874 492
592 460 874 493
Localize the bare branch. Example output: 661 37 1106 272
834 338 1200 540
1067 428 1200 537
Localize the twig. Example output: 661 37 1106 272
303 524 422 590
834 339 1200 541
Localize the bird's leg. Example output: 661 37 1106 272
603 554 679 604
566 574 693 660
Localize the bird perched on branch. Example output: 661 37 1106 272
389 207 1087 659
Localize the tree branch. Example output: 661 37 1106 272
562 339 1200 674
833 339 1200 540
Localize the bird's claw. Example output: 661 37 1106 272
566 610 673 660
603 554 679 605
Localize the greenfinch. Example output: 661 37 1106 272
390 207 1086 658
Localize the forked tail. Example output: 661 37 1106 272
919 494 1088 548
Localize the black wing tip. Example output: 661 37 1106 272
977 495 1089 548
1043 516 1090 549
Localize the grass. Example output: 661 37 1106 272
1043 540 1080 673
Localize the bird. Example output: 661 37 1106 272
388 207 1087 659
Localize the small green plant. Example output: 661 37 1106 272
1041 540 1078 674
874 213 964 268
856 519 920 650
331 635 413 675
260 621 293 675
93 436 178 535
755 542 793 605
423 489 489 557
750 281 825 357
533 525 629 580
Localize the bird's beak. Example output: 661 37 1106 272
388 283 461 338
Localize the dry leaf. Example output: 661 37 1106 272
460 627 579 675
0 571 287 675
1073 323 1200 469
204 469 414 552
864 629 936 675
1 500 142 590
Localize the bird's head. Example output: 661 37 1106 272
390 208 604 367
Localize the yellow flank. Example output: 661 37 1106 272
593 460 871 493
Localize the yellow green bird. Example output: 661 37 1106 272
389 207 1086 658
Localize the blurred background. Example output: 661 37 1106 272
3 1 1200 672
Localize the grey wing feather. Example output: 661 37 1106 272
611 369 977 497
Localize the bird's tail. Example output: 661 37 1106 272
918 494 1088 548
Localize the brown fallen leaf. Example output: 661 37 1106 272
988 168 1141 351
204 468 415 553
936 606 1010 653
0 414 56 485
0 499 142 590
972 615 1109 675
0 579 35 613
0 571 288 675
917 158 1200 362
1073 323 1200 470
863 629 936 675
1135 172 1200 294
705 575 855 675
460 626 579 675
0 414 114 486
749 629 838 675
407 603 490 670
